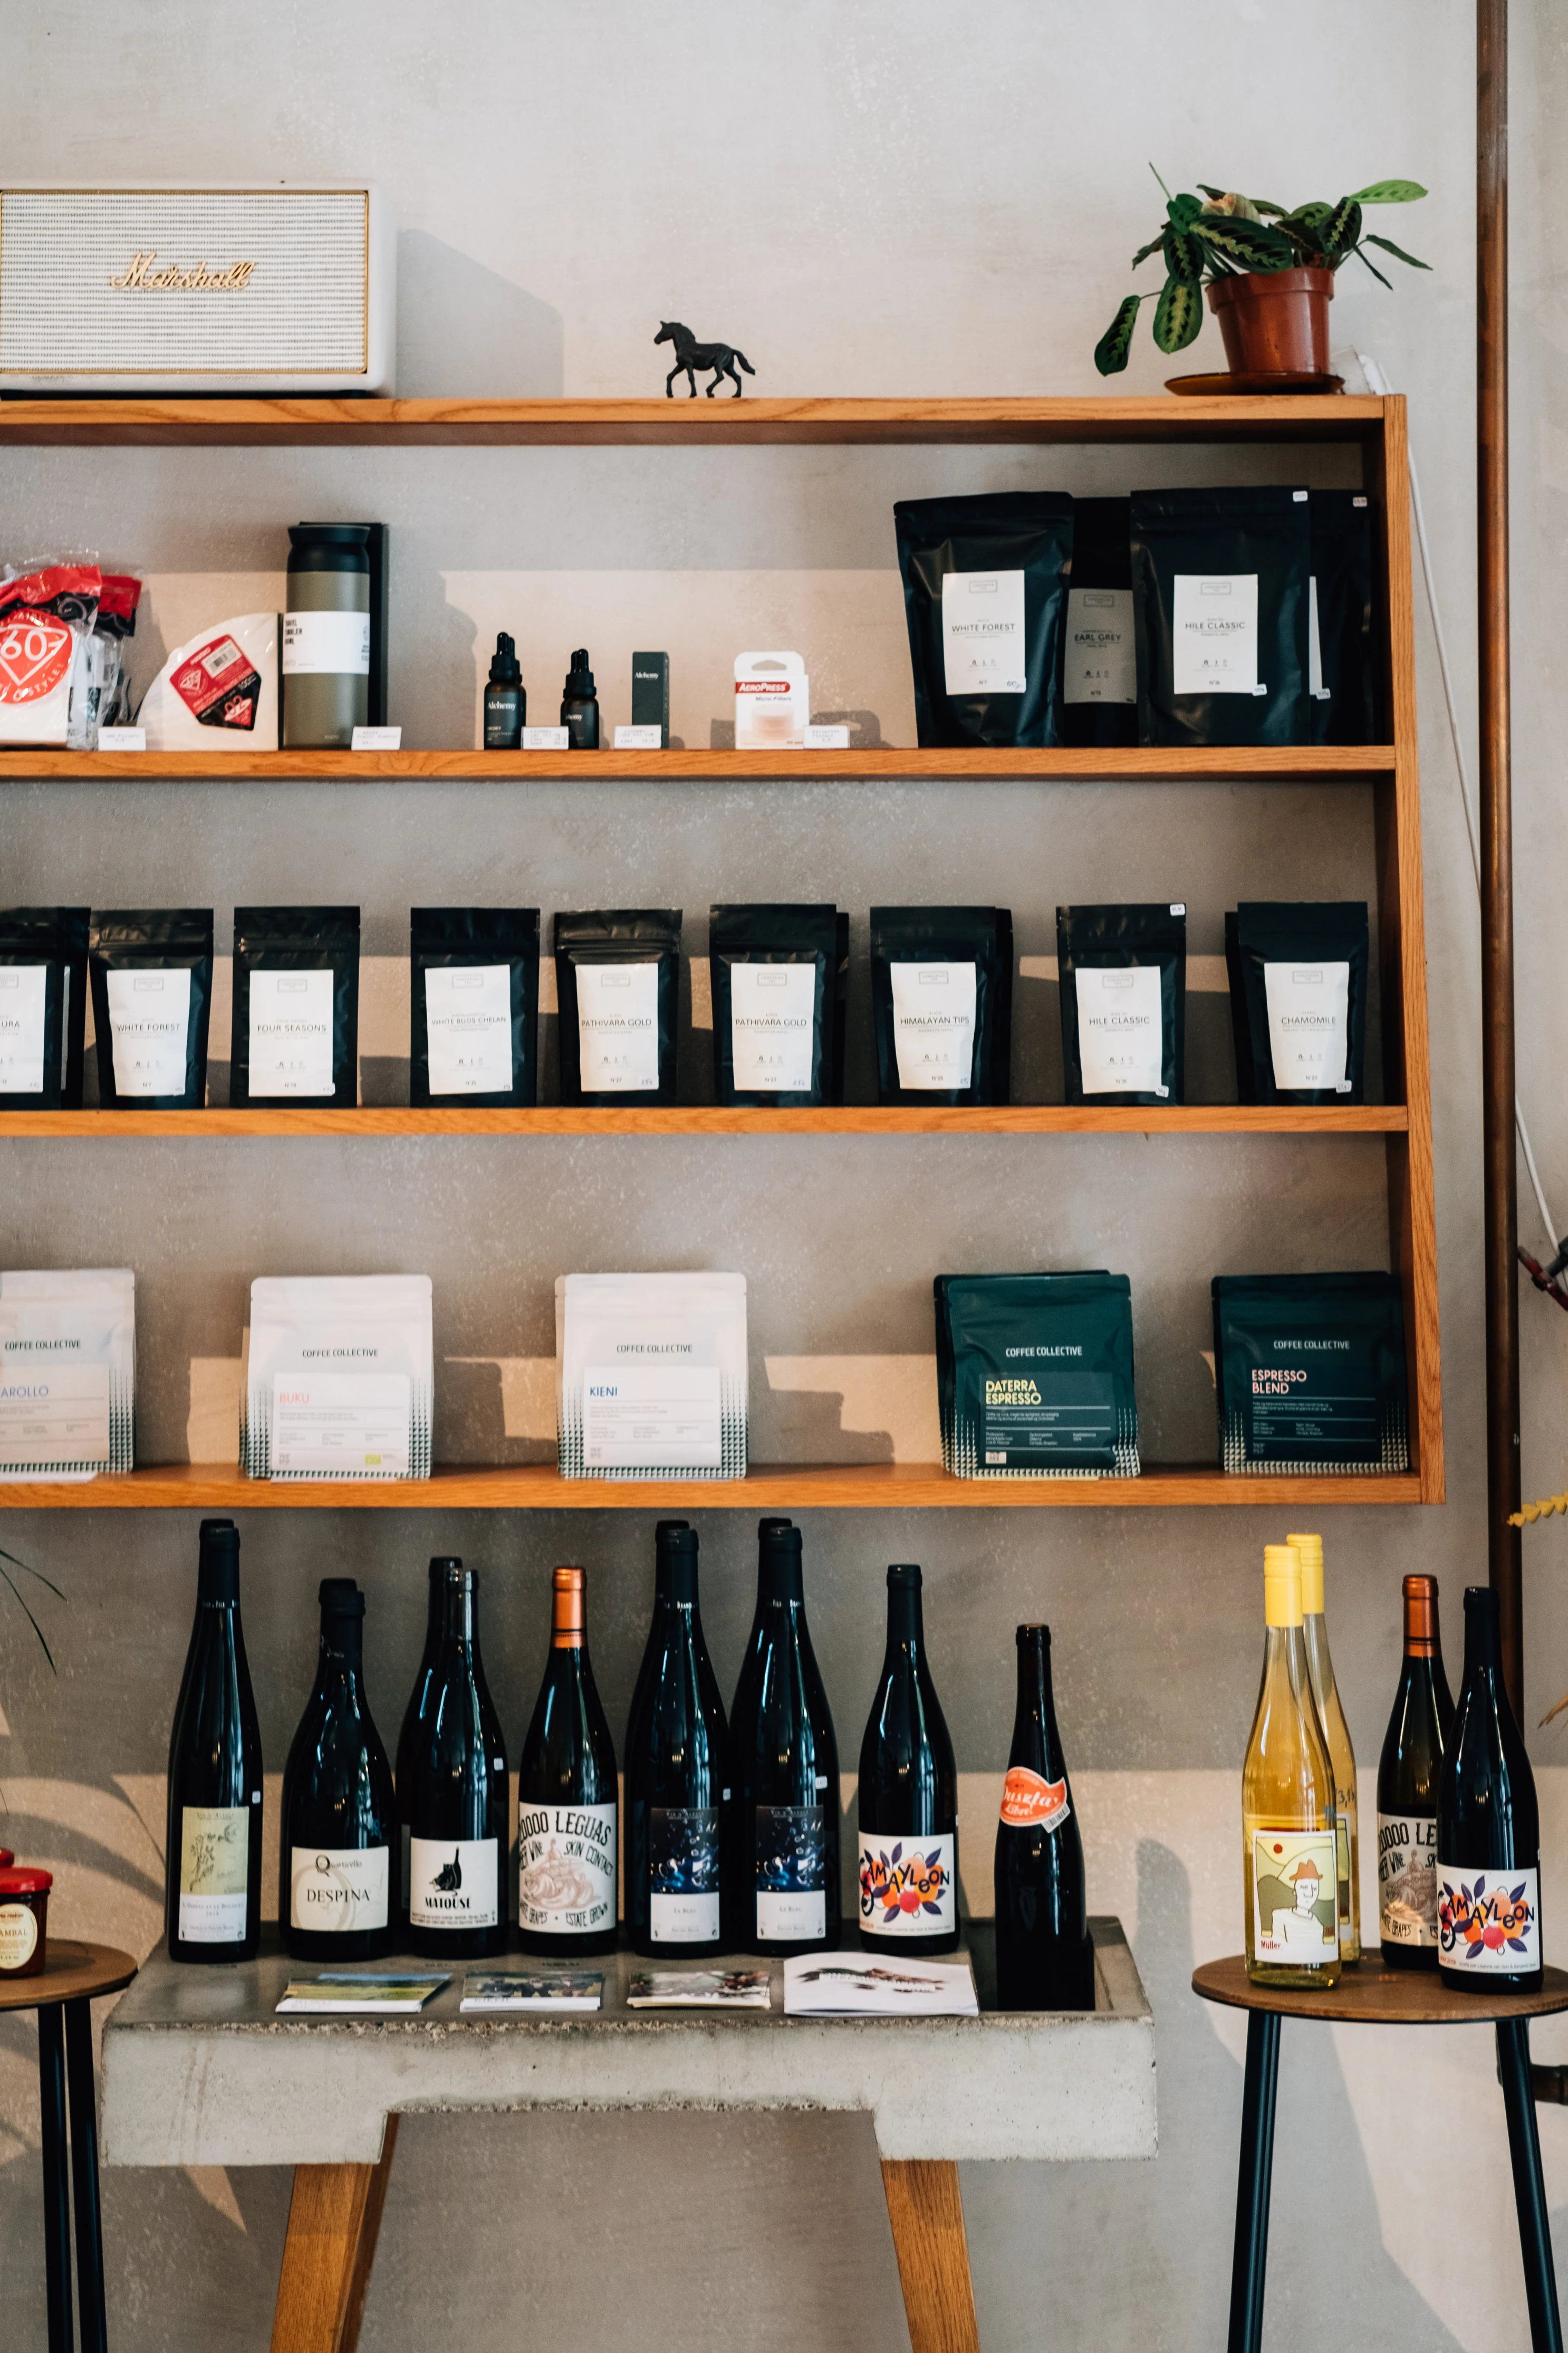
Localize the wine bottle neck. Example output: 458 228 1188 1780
655 1560 699 1610
885 1589 923 1653
318 1619 363 1676
1013 1634 1053 1725
437 1583 477 1649
552 1574 586 1650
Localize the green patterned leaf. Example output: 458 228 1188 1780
1364 232 1431 271
1197 217 1294 272
1094 294 1142 376
1152 276 1204 355
1131 234 1166 269
1285 201 1333 231
1163 226 1204 283
1349 179 1427 205
1354 247 1393 289
1319 198 1363 260
1167 192 1204 228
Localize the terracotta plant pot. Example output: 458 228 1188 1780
1206 267 1335 378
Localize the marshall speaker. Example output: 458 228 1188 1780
0 183 395 393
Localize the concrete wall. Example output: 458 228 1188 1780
3 4 1567 2347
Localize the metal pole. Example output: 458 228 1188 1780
1478 0 1521 1713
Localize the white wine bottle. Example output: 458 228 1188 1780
1289 1531 1360 1965
1243 1543 1341 1989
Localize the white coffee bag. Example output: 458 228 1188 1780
0 1268 136 1477
556 1271 748 1481
243 1274 433 1480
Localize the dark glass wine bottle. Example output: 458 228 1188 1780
626 1521 728 1957
994 1624 1092 2008
857 1563 958 1956
394 1555 444 1933
517 1565 619 1955
1377 1574 1454 1969
1437 1585 1541 1993
399 1558 509 1960
165 1518 264 1964
280 1580 397 1962
726 1520 839 1955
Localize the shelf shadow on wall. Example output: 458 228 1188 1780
396 234 565 398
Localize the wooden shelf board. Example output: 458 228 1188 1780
0 744 1397 784
0 1461 1435 1510
0 1103 1409 1139
0 393 1390 449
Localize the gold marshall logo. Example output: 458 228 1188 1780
108 253 255 292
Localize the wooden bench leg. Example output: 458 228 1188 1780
881 2157 981 2353
270 2116 399 2353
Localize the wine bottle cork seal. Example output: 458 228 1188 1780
551 1564 586 1644
1263 1542 1304 1628
1287 1531 1325 1614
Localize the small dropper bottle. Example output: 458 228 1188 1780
561 649 600 749
483 634 525 749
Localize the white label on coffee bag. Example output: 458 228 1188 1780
890 961 977 1091
576 961 660 1092
0 965 47 1093
1064 587 1136 705
1076 964 1166 1096
282 609 370 675
729 963 816 1092
0 1363 111 1465
425 964 513 1095
410 1834 499 1931
1171 572 1260 695
941 569 1026 696
290 1845 390 1933
1264 959 1351 1093
271 1371 411 1476
105 966 191 1096
1436 1863 1540 1975
248 969 335 1098
1308 576 1330 697
582 1362 722 1469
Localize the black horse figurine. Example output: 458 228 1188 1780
656 320 755 398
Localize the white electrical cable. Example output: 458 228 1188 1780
1356 351 1560 1251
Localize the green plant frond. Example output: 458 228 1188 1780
1152 276 1204 356
1197 184 1226 199
1353 245 1394 289
1349 179 1427 205
1094 294 1143 377
1130 234 1166 270
1148 162 1175 202
1247 197 1289 217
0 1544 65 1601
1319 197 1363 260
0 1557 57 1673
1285 201 1333 231
1166 192 1203 229
1363 232 1431 271
1197 218 1294 272
1162 226 1204 284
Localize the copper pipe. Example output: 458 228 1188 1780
1478 0 1521 1716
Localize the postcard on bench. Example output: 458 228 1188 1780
782 1954 978 2016
275 1973 450 2014
459 1971 604 2012
626 1968 771 2009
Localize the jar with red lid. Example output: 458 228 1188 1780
0 1850 14 1870
0 1869 51 1977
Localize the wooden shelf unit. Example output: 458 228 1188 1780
0 391 1441 1507
0 1104 1410 1139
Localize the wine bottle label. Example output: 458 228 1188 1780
289 1845 390 1933
1250 1827 1339 1965
1378 1813 1439 1946
1437 1863 1540 1973
517 1802 617 1936
0 1902 40 1969
998 1767 1070 1830
755 1804 826 1940
858 1832 956 1937
409 1834 499 1930
178 1805 249 1943
649 1805 720 1943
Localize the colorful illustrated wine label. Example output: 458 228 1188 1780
178 1804 249 1943
754 1804 827 1940
1378 1811 1439 1947
409 1835 499 1931
518 1802 617 1937
1249 1826 1339 1965
998 1766 1070 1831
1437 1865 1540 1973
289 1845 390 1934
858 1832 956 1937
649 1805 720 1942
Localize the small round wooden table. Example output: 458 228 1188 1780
1195 1955 1568 2353
0 1941 138 2353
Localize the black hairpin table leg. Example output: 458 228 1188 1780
65 1997 108 2353
38 2002 74 2353
1498 2017 1565 2353
1227 2009 1282 2353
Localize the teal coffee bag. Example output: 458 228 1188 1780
935 1271 1139 1479
1212 1271 1409 1474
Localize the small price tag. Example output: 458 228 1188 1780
613 724 664 750
522 726 570 750
97 726 146 752
803 724 850 749
351 725 401 750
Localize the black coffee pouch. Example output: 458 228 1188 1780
1131 486 1310 748
1058 903 1185 1106
231 906 360 1108
89 908 213 1110
1309 490 1378 745
894 492 1074 748
1226 902 1369 1105
710 904 839 1107
411 907 540 1107
555 909 681 1106
0 906 89 1109
1062 495 1137 750
870 907 1013 1106
935 1270 1139 1478
1213 1271 1409 1473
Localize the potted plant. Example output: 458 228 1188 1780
1094 170 1429 382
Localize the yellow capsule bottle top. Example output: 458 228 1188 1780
1287 1531 1324 1614
1263 1542 1303 1628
